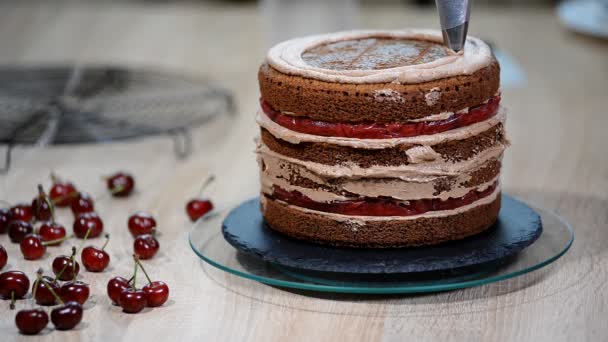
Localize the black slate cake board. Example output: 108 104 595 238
222 195 543 274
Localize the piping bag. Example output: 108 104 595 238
435 0 472 53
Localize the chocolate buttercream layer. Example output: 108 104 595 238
259 151 501 202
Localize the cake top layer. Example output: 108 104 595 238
301 38 449 71
267 29 493 84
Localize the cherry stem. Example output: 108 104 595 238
38 274 64 305
101 234 110 251
70 246 77 281
198 175 215 197
50 191 79 205
37 184 57 223
41 235 70 246
131 258 138 290
10 291 15 310
110 185 125 195
54 263 69 282
79 228 92 251
134 255 152 285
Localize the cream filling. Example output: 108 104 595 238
257 107 505 150
261 172 499 203
266 29 493 85
259 151 500 201
257 142 505 180
261 185 501 223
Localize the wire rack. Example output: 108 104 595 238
0 65 236 173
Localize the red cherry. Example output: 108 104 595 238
0 245 7 269
60 281 90 305
186 199 214 222
39 222 67 246
49 177 78 207
143 281 169 307
0 208 11 233
119 288 147 313
81 234 110 272
15 308 48 335
0 271 30 301
31 185 53 222
20 234 46 260
8 220 34 243
107 277 130 305
52 248 80 281
128 212 157 237
73 212 103 239
32 275 60 306
10 204 33 223
70 192 95 215
50 301 83 330
107 172 135 197
134 234 159 260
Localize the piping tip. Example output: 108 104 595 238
435 0 472 53
442 21 469 53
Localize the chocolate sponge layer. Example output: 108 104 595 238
262 194 501 248
258 61 500 124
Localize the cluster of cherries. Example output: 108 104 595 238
107 255 169 313
0 171 215 335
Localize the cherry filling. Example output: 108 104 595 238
269 182 498 217
261 95 500 139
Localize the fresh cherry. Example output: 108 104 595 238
20 233 67 260
60 281 90 305
186 175 215 221
39 222 67 246
20 234 45 260
143 281 169 307
10 204 33 223
0 244 7 269
81 234 110 272
31 185 53 222
8 220 34 243
73 212 103 238
51 301 83 330
119 288 147 313
32 275 60 306
52 247 80 281
15 308 48 335
107 172 135 197
49 175 78 207
70 192 95 215
128 212 157 237
0 271 30 308
0 208 10 233
134 234 159 260
133 255 169 307
107 277 130 305
186 199 213 222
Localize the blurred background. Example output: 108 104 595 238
0 0 606 200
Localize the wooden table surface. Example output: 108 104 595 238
0 2 606 341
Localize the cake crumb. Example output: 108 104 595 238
425 87 442 106
373 89 404 103
406 146 441 164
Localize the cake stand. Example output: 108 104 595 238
189 195 573 294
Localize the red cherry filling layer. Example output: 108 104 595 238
261 95 500 139
269 182 498 217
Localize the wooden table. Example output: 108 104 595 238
0 2 606 341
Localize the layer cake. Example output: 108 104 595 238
256 30 508 248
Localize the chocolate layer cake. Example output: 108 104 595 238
256 30 508 248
